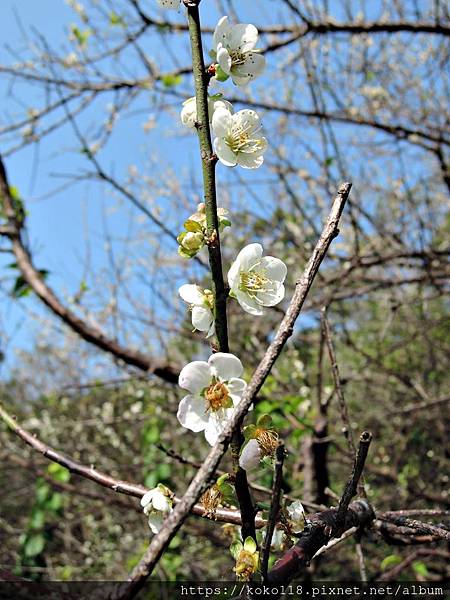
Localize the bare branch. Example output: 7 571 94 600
0 155 178 383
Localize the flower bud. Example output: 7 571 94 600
177 231 205 258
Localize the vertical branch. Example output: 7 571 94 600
185 1 228 351
261 442 285 579
336 431 372 530
321 307 357 456
185 0 256 541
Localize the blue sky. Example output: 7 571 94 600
0 1 442 380
1 1 289 376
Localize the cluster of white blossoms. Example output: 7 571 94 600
177 11 267 169
143 2 293 543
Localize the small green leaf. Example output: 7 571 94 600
230 540 242 560
30 510 45 530
243 425 257 440
36 481 51 504
24 534 45 558
161 74 183 88
243 537 256 553
47 463 70 483
214 65 229 82
71 25 91 47
381 554 402 571
257 414 273 429
47 492 63 512
11 269 48 299
184 219 203 233
412 561 429 577
216 473 230 487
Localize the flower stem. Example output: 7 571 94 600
185 2 256 542
186 3 228 353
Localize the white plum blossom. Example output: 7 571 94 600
228 243 287 315
179 284 215 337
264 527 286 552
181 95 233 129
157 0 180 9
239 438 261 471
140 484 174 534
177 353 248 446
212 107 267 169
212 16 265 86
287 500 306 533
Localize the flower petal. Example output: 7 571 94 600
228 24 258 52
180 97 197 127
236 289 264 315
157 0 180 9
206 320 216 338
179 283 204 305
151 489 170 512
239 439 261 471
204 410 232 446
178 361 211 393
257 283 285 307
213 16 230 50
227 256 241 290
212 106 232 138
209 352 243 381
233 53 266 81
192 305 213 332
227 377 247 397
235 243 263 271
237 152 265 169
141 489 156 508
214 137 237 167
177 394 208 432
217 46 232 75
148 513 164 534
259 257 287 282
234 109 261 133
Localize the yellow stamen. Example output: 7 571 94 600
205 381 230 412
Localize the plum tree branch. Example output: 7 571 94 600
185 0 256 542
0 155 178 384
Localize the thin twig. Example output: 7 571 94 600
355 538 368 582
378 515 450 541
312 526 358 558
321 307 357 457
261 442 285 580
336 431 372 530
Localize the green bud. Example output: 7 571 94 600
214 65 230 82
177 231 205 258
184 219 204 233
